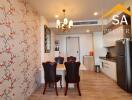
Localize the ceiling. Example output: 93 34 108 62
51 25 103 34
28 0 125 22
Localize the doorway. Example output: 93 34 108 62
66 37 80 61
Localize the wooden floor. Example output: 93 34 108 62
28 71 132 100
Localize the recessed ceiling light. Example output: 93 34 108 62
94 12 98 16
86 29 90 33
55 15 59 18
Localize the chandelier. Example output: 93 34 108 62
56 9 73 32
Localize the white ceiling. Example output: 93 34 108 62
28 0 125 22
51 25 103 34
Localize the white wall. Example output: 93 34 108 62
40 16 55 83
93 32 107 65
43 30 55 62
56 34 93 63
40 16 55 62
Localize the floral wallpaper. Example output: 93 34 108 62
0 0 41 100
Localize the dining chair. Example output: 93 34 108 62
67 56 76 62
64 61 81 96
42 62 62 96
55 56 64 64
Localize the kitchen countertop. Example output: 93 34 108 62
99 57 116 62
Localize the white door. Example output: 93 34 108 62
66 37 80 61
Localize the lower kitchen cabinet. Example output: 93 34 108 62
101 60 117 81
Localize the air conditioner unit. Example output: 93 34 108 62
73 20 98 26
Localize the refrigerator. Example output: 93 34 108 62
116 39 132 93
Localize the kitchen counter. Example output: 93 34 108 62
99 57 116 62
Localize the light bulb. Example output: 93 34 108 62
94 12 98 16
69 20 73 28
64 18 68 25
56 19 60 28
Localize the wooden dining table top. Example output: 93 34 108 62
57 64 86 71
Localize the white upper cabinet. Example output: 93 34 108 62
103 26 124 47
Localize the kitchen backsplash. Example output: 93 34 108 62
108 47 117 57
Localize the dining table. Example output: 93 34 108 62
57 64 87 70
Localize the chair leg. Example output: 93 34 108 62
77 82 81 96
65 83 68 96
60 78 62 88
43 82 47 95
48 83 50 88
55 83 58 96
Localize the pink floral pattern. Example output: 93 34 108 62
0 0 40 100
